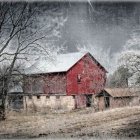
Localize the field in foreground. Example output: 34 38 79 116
0 106 140 139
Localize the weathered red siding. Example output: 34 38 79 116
66 54 106 96
43 73 66 94
24 73 66 95
24 52 107 111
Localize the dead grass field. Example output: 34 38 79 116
0 106 140 139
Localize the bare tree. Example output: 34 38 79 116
0 2 67 119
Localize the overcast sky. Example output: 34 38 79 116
2 1 140 73
54 2 140 72
28 1 140 73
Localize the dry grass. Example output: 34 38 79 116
0 106 140 138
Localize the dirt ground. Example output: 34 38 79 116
0 106 140 139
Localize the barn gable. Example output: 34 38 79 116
66 53 107 95
87 53 107 73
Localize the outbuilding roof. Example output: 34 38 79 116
25 52 107 75
104 88 140 97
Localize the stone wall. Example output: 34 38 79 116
23 95 75 112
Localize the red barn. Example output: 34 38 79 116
23 52 107 110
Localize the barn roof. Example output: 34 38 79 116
104 88 140 97
25 52 107 75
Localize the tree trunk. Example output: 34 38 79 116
0 95 6 120
0 52 19 120
0 77 8 120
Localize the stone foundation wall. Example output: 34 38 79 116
23 95 75 112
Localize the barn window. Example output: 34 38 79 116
37 95 40 99
56 96 60 99
46 96 50 99
72 95 75 99
77 74 81 83
29 95 32 99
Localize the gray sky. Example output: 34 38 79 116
56 2 140 72
2 1 140 73
29 1 140 72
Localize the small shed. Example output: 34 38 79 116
96 88 140 111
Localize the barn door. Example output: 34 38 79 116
104 96 110 108
85 95 92 107
75 95 86 108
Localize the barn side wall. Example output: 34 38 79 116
96 95 140 111
66 54 106 96
24 73 67 95
130 96 140 106
23 95 75 111
110 97 133 108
